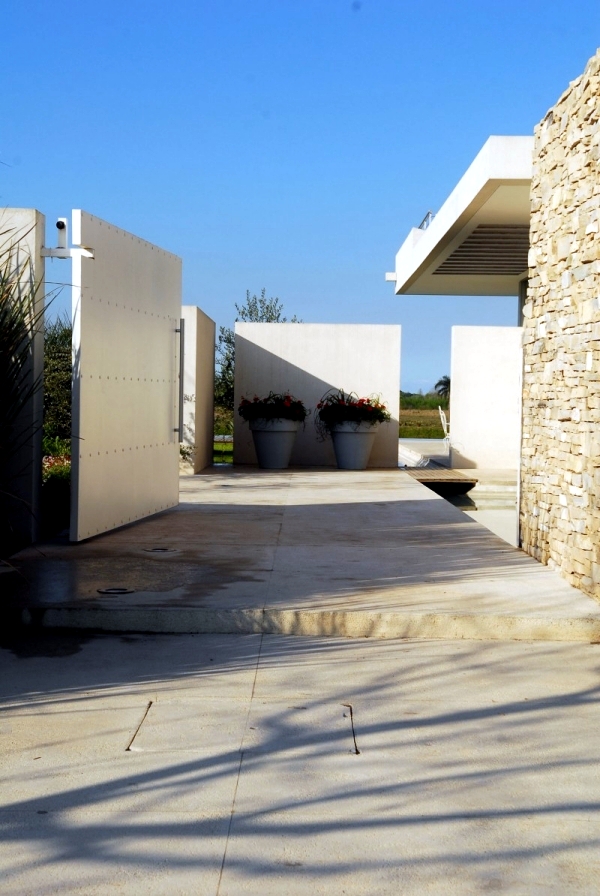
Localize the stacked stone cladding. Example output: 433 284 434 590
522 49 600 600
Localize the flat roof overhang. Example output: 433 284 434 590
388 136 533 296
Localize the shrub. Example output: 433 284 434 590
238 392 309 423
400 391 449 410
0 229 45 555
44 315 71 441
315 390 391 440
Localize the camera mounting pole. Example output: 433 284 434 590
42 217 94 259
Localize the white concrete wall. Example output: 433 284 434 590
71 210 182 541
182 305 215 473
234 323 401 467
1 208 45 546
450 326 522 469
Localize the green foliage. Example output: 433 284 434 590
315 390 391 440
42 457 71 483
434 375 451 399
214 325 235 410
44 314 72 440
42 435 70 456
0 233 44 472
0 227 51 555
238 391 309 423
179 444 194 463
215 288 301 412
214 405 234 435
236 290 299 325
400 391 449 410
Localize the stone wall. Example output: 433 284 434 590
521 49 600 599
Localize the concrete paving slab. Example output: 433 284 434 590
0 700 148 759
2 633 600 893
252 636 600 702
221 638 600 896
0 632 262 705
5 469 600 641
2 751 243 814
0 809 229 896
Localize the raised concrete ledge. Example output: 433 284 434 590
31 607 600 643
393 135 533 296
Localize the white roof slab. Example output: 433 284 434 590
389 136 533 296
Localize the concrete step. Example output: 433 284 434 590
17 604 600 643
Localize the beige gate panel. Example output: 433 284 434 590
71 210 182 541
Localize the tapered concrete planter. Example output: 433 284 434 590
249 419 300 469
330 422 379 470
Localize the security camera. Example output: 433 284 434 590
56 217 68 250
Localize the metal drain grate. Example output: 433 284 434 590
142 547 180 554
97 587 135 595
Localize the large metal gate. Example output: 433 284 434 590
69 210 182 541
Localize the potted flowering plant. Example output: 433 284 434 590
315 389 391 470
238 391 309 469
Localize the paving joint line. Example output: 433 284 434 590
216 632 264 896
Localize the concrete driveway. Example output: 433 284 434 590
1 631 600 894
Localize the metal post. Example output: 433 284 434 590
175 318 185 439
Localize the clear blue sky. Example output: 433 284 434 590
3 1 599 392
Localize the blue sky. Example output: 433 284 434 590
3 1 599 391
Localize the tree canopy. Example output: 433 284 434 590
215 289 300 410
434 375 450 399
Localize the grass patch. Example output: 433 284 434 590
399 408 447 439
213 442 233 464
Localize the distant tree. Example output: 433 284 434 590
215 289 300 411
434 375 450 399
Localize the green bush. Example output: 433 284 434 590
42 458 70 483
42 435 70 456
215 289 301 411
0 231 46 556
400 392 449 410
214 405 234 435
44 315 71 441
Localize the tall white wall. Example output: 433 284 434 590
234 323 401 467
71 210 182 541
1 208 45 547
182 305 215 473
450 326 522 469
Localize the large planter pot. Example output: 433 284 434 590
330 421 379 470
249 418 300 469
